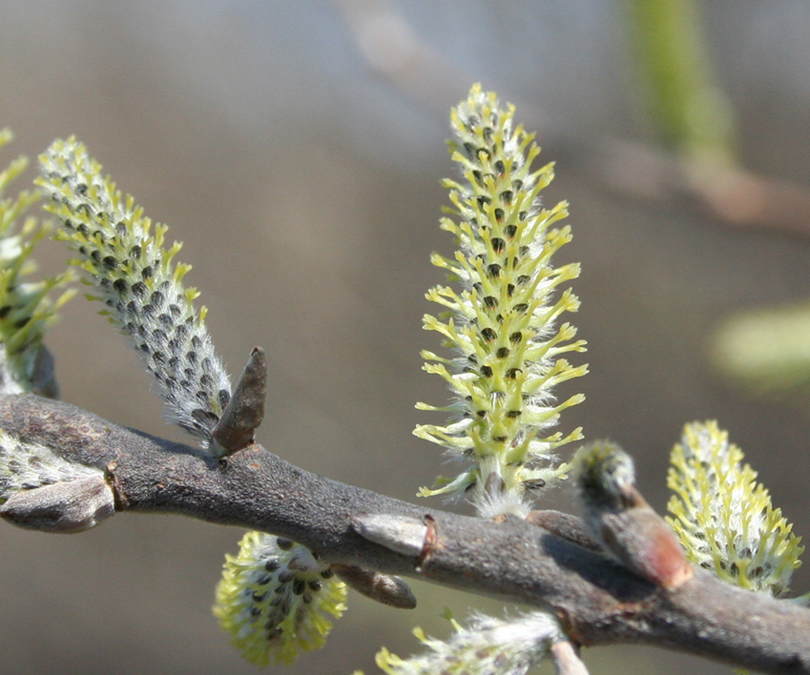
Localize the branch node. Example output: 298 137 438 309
351 513 428 557
331 563 417 609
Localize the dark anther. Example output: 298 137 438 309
278 569 296 584
483 296 498 308
150 290 165 307
509 331 522 343
75 183 88 195
506 409 522 418
308 580 322 592
486 263 502 278
472 169 482 186
494 160 505 175
507 283 515 297
321 569 334 579
512 178 523 191
506 367 522 379
292 579 306 595
480 327 497 342
518 211 528 221
142 303 156 319
523 478 545 489
131 281 147 298
513 303 529 314
463 141 476 158
476 409 487 418
493 435 507 443
141 265 153 279
517 275 530 285
477 196 491 210
265 559 280 573
472 282 483 294
505 224 517 238
491 237 505 253
480 365 493 377
112 279 128 294
499 190 513 204
496 347 510 359
494 208 504 222
116 222 127 237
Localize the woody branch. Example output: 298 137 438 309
0 392 808 675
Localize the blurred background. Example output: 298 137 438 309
1 1 810 673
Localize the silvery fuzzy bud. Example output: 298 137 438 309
1 474 115 533
37 138 231 450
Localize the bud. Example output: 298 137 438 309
576 442 692 590
1 474 115 533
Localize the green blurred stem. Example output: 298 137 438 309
625 0 737 163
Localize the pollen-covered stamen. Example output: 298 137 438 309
37 138 231 449
213 532 347 668
667 421 804 596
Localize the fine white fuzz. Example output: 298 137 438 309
376 610 564 675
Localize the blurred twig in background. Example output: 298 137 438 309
333 0 810 236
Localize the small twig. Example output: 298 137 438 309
550 640 590 675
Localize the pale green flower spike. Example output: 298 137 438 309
0 129 74 395
213 531 347 668
36 137 231 448
375 610 563 675
416 84 587 518
667 421 804 596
